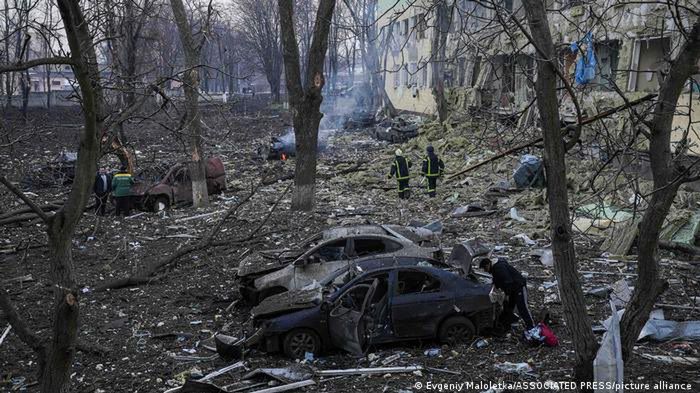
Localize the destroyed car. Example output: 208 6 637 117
251 256 453 319
237 225 443 301
343 111 375 130
373 117 419 143
250 254 451 304
259 128 331 160
130 156 226 211
22 151 77 188
249 266 496 358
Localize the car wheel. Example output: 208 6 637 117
438 316 476 345
283 328 321 359
152 195 169 212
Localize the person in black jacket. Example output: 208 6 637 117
388 149 411 199
421 145 444 198
479 257 534 330
93 167 112 216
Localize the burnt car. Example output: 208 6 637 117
237 225 443 302
130 156 226 211
250 266 497 358
343 110 375 130
259 128 331 160
374 117 419 143
22 151 77 188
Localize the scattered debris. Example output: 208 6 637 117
594 301 624 393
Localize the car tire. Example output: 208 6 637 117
152 195 169 212
438 316 476 345
283 328 321 359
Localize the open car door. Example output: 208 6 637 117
327 278 378 356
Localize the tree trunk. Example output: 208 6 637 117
431 0 449 123
619 20 700 361
34 1 104 391
278 0 336 211
521 0 598 386
170 0 209 209
40 223 79 392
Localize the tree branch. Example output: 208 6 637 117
0 57 73 74
0 176 50 223
0 288 46 354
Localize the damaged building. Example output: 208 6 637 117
378 0 699 146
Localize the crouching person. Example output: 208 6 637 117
479 257 534 331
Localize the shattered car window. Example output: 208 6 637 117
396 271 441 295
353 238 388 257
312 239 346 261
338 284 371 311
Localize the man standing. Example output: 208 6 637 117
421 145 444 197
479 257 535 330
388 149 411 199
93 167 112 216
112 166 135 216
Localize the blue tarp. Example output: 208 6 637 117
571 32 597 85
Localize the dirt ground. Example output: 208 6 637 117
1 102 699 392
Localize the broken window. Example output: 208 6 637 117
591 40 620 91
628 37 671 92
393 68 400 88
312 239 347 261
52 80 61 86
396 271 441 295
352 238 390 257
401 65 409 87
417 13 427 39
408 62 417 86
470 57 482 87
402 19 409 36
458 57 466 87
420 63 429 87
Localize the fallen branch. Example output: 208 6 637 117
96 183 289 291
446 93 658 182
0 288 46 355
0 176 51 222
659 240 700 255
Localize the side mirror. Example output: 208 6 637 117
320 300 331 313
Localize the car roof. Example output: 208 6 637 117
318 257 443 286
330 266 461 300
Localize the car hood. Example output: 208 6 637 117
251 286 323 319
237 248 303 277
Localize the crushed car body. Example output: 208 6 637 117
237 225 443 302
248 266 497 358
373 116 421 143
251 256 453 318
130 156 226 211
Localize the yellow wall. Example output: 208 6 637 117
671 93 700 154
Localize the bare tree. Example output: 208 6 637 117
169 0 211 209
619 19 700 360
0 0 104 391
278 0 336 210
235 0 283 102
519 0 599 383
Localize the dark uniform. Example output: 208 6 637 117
489 258 534 330
421 146 444 198
93 171 112 216
389 154 412 199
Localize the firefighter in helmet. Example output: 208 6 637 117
388 149 412 199
422 145 445 198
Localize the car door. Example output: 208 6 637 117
173 167 192 203
390 270 454 338
327 279 378 355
